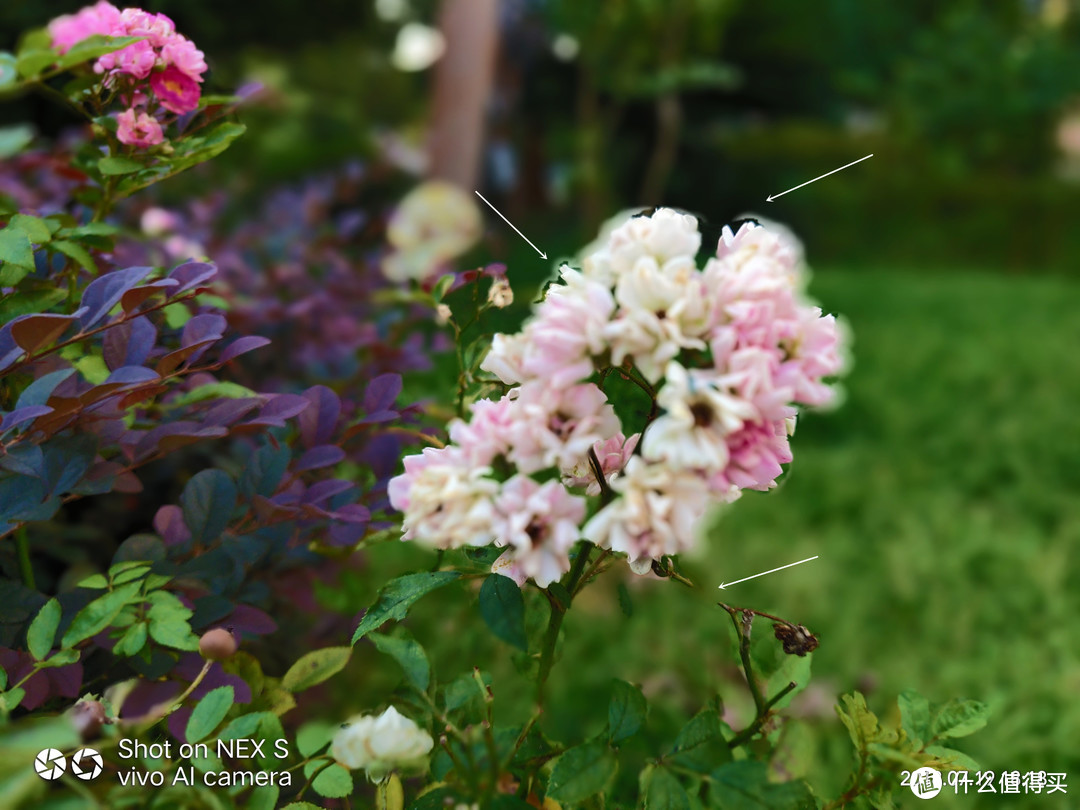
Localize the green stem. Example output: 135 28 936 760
14 526 35 590
536 541 594 701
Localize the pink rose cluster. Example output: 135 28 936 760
389 209 846 586
48 1 208 147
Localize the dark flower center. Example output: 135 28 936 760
526 521 546 546
689 400 713 428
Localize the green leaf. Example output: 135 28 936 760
351 571 461 643
478 574 527 650
219 711 273 742
53 239 97 273
924 745 981 771
668 710 731 773
764 651 812 711
38 648 79 668
113 621 148 657
180 469 238 546
26 598 61 660
443 671 489 712
376 773 405 810
169 381 258 408
60 222 120 238
608 679 647 743
54 35 143 71
311 764 353 798
931 698 990 739
0 286 65 321
0 54 17 90
295 721 334 757
61 581 142 647
147 612 199 651
9 214 51 244
0 228 34 284
186 685 234 743
643 765 692 810
547 742 617 803
242 784 278 810
15 50 55 79
98 156 144 176
708 761 816 809
281 804 324 810
282 646 352 692
371 632 431 691
898 689 931 749
76 573 108 589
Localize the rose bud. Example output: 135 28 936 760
198 627 238 661
70 699 108 742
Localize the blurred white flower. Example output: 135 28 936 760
332 706 434 781
375 0 410 22
487 278 513 308
140 206 179 237
552 33 579 61
383 181 482 283
392 22 445 72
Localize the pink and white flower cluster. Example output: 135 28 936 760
389 209 845 585
48 2 208 147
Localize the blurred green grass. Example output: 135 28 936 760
336 265 1080 807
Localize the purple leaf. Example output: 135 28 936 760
105 366 160 385
120 278 179 313
10 314 80 354
301 478 354 505
202 398 263 427
0 405 53 434
294 444 345 472
134 422 228 462
181 313 227 348
330 503 371 523
226 605 277 636
15 369 75 409
79 267 154 328
168 261 217 295
359 409 399 425
244 394 309 428
363 373 402 413
298 385 340 448
154 505 192 547
219 335 270 363
328 521 368 547
103 316 157 371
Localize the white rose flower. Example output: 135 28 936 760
641 361 757 471
332 706 434 781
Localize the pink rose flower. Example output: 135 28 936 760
159 38 208 81
48 1 121 53
150 65 201 113
116 107 163 147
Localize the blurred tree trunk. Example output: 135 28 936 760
638 93 683 206
428 0 499 190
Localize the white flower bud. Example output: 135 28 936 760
331 706 434 781
487 278 513 308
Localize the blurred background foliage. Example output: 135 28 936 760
4 0 1080 805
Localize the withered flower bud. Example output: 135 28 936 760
773 622 819 656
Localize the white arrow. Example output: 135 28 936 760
475 190 547 259
766 154 873 202
718 555 819 589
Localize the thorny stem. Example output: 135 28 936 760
537 540 595 702
718 602 800 749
